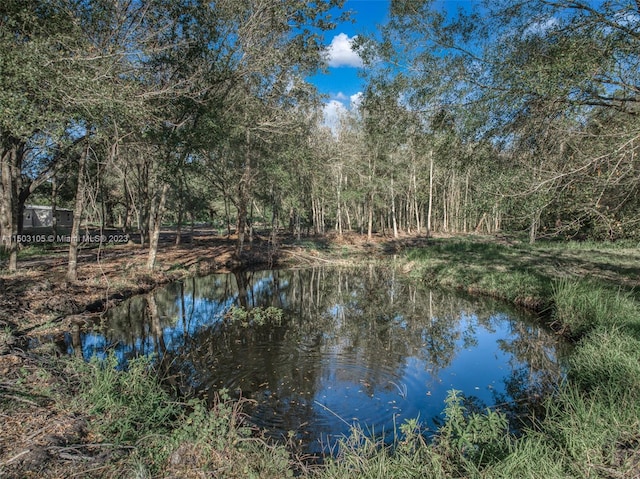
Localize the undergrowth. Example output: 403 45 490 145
74 353 295 478
225 305 284 327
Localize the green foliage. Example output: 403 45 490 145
76 354 295 477
568 328 640 394
172 389 251 450
436 390 512 469
319 391 511 479
536 384 640 479
404 239 552 309
320 422 446 479
552 279 639 338
166 390 294 478
225 305 284 327
78 354 179 444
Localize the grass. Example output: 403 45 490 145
397 236 640 479
70 353 297 478
10 235 638 478
552 279 640 338
404 239 554 310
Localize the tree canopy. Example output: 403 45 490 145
2 0 639 272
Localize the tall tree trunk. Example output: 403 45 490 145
0 139 23 271
463 170 470 233
427 150 434 237
51 174 58 238
175 199 183 246
366 153 377 240
475 212 487 233
137 162 150 247
391 177 398 238
529 209 540 244
147 182 169 270
311 196 317 235
189 211 195 246
123 170 133 233
67 145 89 282
442 186 448 232
224 196 231 237
335 166 343 236
413 171 421 234
248 200 254 247
367 191 374 240
235 162 251 258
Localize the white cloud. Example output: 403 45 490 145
323 100 348 132
325 33 363 68
322 92 364 135
335 92 348 101
350 92 363 108
523 17 559 37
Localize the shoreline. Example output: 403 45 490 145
2 232 639 478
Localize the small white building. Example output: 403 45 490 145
23 205 74 229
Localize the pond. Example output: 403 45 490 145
65 266 565 454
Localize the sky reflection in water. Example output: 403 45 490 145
67 266 565 454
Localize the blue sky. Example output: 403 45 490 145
313 0 475 128
313 0 607 119
311 0 390 103
310 0 391 127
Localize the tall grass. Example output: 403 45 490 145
540 239 640 250
569 328 640 392
551 279 640 338
78 354 178 444
74 353 296 478
405 240 552 309
318 390 513 479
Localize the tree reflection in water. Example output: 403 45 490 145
67 266 566 454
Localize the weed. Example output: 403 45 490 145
318 390 512 479
436 390 512 469
552 279 639 338
72 353 297 477
77 354 178 444
568 328 640 393
225 305 284 327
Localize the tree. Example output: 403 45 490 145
187 0 347 257
354 0 640 241
0 0 92 271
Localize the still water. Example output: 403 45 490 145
66 266 564 453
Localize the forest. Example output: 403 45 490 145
2 0 638 276
2 2 640 478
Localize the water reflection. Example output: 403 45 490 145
67 266 565 453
